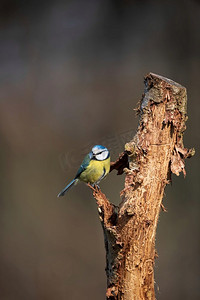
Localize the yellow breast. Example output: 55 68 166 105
79 157 110 184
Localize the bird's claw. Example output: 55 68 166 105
94 184 100 191
87 183 100 192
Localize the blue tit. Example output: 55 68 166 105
57 145 110 197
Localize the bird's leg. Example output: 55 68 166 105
94 184 100 191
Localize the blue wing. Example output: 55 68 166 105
75 152 92 179
57 152 92 197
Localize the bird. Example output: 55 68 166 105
57 145 110 197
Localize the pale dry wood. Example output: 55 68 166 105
89 73 194 300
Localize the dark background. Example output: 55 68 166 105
0 0 199 299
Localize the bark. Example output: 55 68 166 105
90 73 194 300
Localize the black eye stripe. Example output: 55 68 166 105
92 149 109 161
97 151 103 155
94 150 106 155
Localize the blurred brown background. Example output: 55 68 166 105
0 0 199 299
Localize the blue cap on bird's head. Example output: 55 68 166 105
92 145 107 151
91 145 110 161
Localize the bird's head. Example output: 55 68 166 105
91 145 110 161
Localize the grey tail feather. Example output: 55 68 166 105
57 179 78 197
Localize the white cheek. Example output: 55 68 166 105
96 151 108 161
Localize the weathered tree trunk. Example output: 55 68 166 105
90 73 194 300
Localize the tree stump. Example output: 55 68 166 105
90 73 194 300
